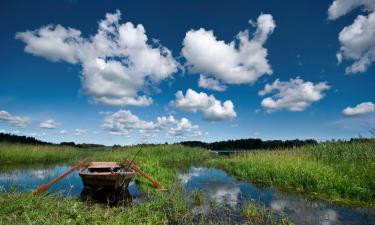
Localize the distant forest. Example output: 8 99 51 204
179 138 318 150
0 132 372 150
180 137 374 151
0 132 52 145
0 133 105 148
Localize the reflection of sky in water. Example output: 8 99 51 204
0 165 140 197
179 167 375 225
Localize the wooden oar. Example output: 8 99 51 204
33 157 91 195
123 158 167 191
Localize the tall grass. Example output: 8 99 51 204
208 142 375 207
0 143 86 164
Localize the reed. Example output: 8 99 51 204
0 143 86 164
208 141 375 207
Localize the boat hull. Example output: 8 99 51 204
79 171 135 189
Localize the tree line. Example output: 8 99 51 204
179 138 318 150
0 133 104 148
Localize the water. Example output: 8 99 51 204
0 165 142 199
178 167 375 225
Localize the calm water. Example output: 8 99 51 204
0 165 141 198
178 167 375 225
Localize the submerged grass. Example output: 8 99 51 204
208 141 375 207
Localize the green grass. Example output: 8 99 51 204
0 144 220 224
0 141 374 224
208 141 375 207
0 143 86 164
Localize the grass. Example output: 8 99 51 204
0 143 86 164
208 141 375 207
241 202 293 225
0 141 374 223
0 144 212 224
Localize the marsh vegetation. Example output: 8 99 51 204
0 141 374 224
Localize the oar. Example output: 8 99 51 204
33 157 91 195
123 158 167 191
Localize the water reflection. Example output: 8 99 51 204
0 165 142 202
179 167 375 225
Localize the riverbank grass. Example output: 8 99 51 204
208 141 375 207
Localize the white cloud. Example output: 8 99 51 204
75 129 88 136
328 0 375 20
156 115 177 128
0 110 29 128
25 132 46 137
102 110 157 136
16 10 178 106
342 102 375 116
259 77 330 112
58 129 68 135
198 75 226 91
39 119 58 129
329 0 375 73
173 89 236 121
101 110 203 139
0 129 19 134
182 14 275 85
167 118 199 136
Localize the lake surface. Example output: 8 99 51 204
178 167 375 225
0 165 142 199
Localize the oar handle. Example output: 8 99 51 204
33 157 91 195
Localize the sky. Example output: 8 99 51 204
0 0 374 145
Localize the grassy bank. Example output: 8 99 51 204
208 141 375 207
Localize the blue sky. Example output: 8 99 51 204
0 0 374 145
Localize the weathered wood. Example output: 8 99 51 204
79 162 135 189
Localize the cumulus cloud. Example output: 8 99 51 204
58 129 68 135
259 77 330 112
342 102 375 116
0 110 29 128
16 10 178 106
328 0 375 73
167 118 199 136
182 14 275 86
198 75 227 91
172 89 236 121
101 110 203 138
39 119 58 129
102 110 156 136
75 129 88 136
328 0 375 20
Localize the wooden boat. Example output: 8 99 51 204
79 162 135 190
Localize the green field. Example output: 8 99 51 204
0 141 374 224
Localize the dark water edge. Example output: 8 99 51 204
178 167 375 225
